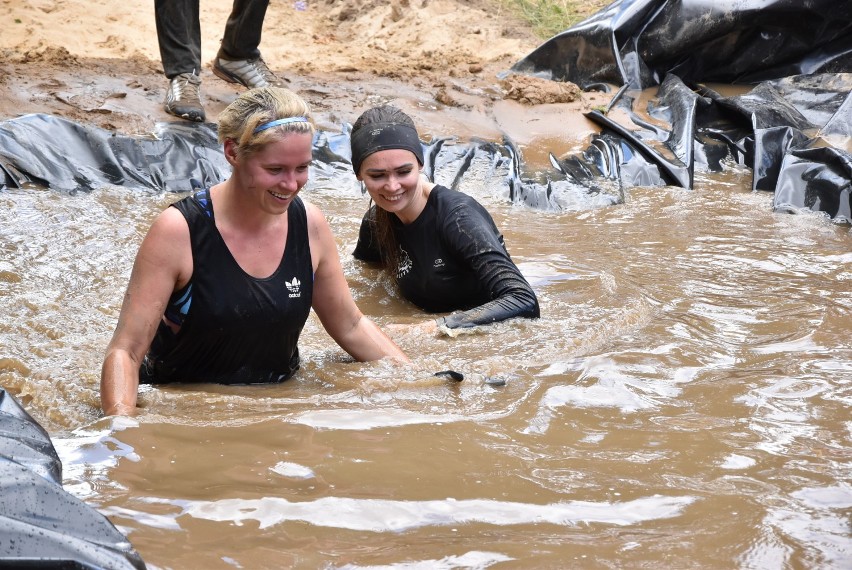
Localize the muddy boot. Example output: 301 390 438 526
163 72 205 122
213 56 287 89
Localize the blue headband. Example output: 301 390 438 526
253 116 310 134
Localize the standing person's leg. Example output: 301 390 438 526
155 0 202 78
213 0 285 89
156 0 206 122
218 0 268 61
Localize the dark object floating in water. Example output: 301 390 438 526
434 370 464 381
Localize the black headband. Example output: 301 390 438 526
350 121 424 174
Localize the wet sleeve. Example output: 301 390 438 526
438 204 540 329
352 206 383 263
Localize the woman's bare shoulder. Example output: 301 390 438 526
140 204 190 252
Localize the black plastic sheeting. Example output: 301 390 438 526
0 114 228 194
0 1 849 220
0 113 623 212
0 388 146 569
512 0 852 90
510 0 852 223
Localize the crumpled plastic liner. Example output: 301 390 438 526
0 113 621 213
0 388 146 569
512 0 852 90
1 0 849 221
509 0 852 223
0 114 229 194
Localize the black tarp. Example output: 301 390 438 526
509 0 852 222
0 113 623 212
0 115 228 193
0 0 849 220
0 388 146 569
512 0 852 89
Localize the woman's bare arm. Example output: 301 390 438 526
100 207 191 415
306 202 409 362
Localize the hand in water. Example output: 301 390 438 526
385 319 439 336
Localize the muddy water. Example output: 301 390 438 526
1 145 850 568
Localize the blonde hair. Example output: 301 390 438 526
217 87 315 159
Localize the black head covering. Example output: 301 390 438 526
350 121 424 175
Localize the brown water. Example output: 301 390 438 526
1 149 850 568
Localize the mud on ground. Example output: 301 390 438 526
0 0 610 153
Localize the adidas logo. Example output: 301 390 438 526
286 277 301 298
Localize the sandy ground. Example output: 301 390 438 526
0 0 611 149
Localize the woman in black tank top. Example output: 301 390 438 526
100 87 408 417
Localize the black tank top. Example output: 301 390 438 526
140 189 314 385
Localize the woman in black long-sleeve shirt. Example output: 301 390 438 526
350 105 539 330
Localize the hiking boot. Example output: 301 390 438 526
163 72 206 122
213 56 286 89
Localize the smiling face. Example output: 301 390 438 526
358 148 426 224
227 131 314 214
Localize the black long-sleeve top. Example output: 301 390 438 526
353 185 539 329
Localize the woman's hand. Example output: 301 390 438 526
385 319 439 336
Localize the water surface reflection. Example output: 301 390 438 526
1 157 850 568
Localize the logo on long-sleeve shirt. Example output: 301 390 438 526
396 247 413 279
286 277 301 298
